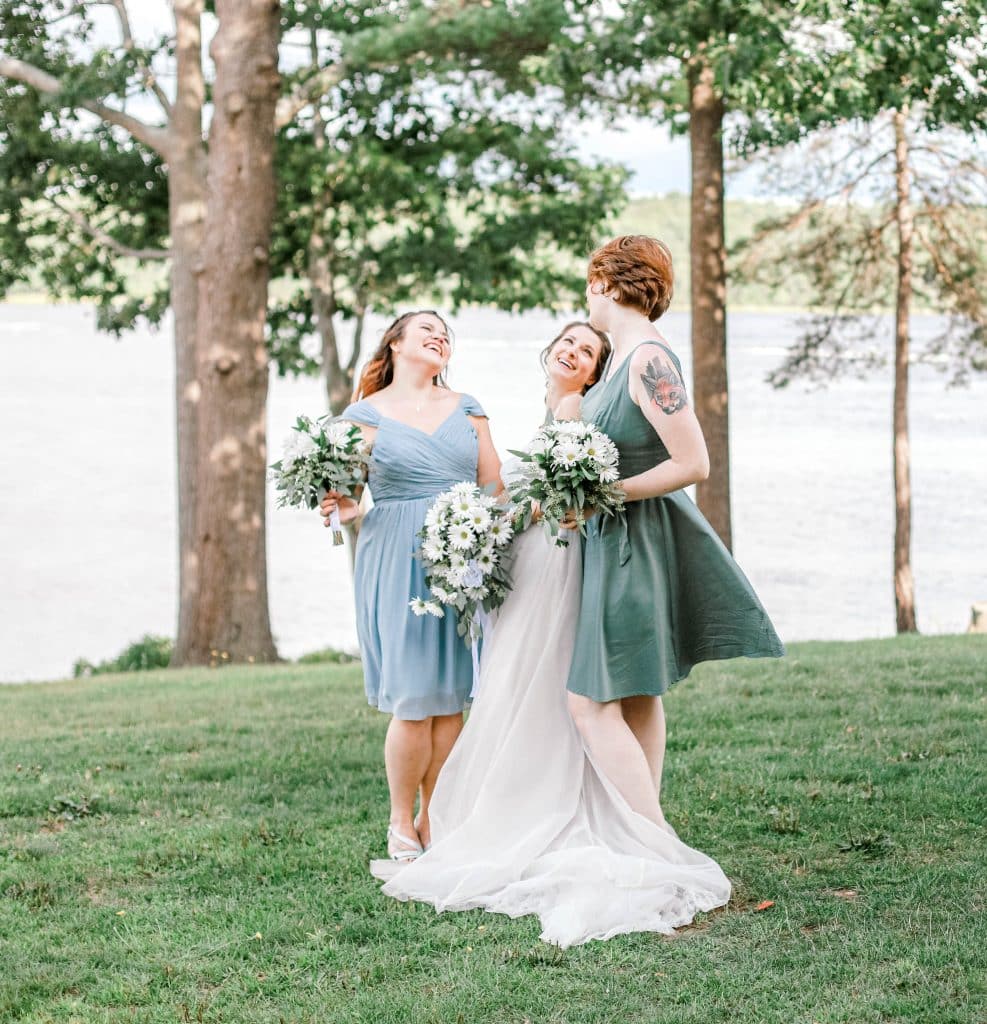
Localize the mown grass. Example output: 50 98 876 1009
1 636 984 1024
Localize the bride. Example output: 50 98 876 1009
371 321 731 947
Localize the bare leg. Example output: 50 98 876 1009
621 695 666 797
383 717 432 853
416 712 464 846
567 693 666 826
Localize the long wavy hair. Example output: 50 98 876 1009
540 321 611 394
354 310 452 401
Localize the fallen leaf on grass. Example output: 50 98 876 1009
832 888 859 900
753 900 775 912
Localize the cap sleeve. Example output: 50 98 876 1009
341 400 381 428
460 393 487 418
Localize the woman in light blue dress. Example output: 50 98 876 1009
320 311 500 861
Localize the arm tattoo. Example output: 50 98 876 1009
641 357 688 415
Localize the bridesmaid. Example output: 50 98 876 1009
320 311 500 861
566 235 784 825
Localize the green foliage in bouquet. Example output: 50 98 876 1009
269 417 368 511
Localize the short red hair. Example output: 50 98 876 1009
587 235 674 321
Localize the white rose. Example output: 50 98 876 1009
527 433 550 455
444 567 467 588
323 420 352 446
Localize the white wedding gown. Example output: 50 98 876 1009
372 518 732 947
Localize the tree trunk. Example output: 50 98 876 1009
892 108 918 633
176 0 281 665
306 34 357 421
688 61 732 550
171 0 207 658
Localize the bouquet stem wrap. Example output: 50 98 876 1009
328 506 344 546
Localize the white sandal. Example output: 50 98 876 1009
387 826 424 862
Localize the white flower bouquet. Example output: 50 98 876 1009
409 482 514 644
509 420 625 545
269 416 369 545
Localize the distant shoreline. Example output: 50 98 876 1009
0 294 948 319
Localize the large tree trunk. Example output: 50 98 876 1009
892 108 918 634
171 0 207 658
175 0 281 665
688 61 732 550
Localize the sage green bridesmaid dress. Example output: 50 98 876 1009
566 341 784 702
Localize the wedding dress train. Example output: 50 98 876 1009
372 526 732 947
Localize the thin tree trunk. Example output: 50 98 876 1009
688 61 732 550
171 0 207 660
179 0 281 665
306 28 352 418
892 108 918 633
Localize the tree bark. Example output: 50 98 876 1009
892 108 918 633
306 33 356 420
171 0 207 660
688 61 732 550
176 0 281 665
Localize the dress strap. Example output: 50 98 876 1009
460 393 487 418
341 399 382 427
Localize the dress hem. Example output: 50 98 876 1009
367 696 470 721
566 639 786 702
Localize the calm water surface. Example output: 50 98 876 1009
1 303 984 683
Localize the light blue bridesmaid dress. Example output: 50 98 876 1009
342 393 486 720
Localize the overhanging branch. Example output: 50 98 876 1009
102 0 174 117
0 55 170 156
50 195 171 261
275 63 346 128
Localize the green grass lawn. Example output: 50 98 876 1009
1 636 984 1024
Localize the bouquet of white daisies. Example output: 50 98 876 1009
509 420 625 545
409 482 514 644
270 415 369 545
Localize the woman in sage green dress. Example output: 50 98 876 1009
565 235 784 826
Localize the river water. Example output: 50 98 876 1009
1 303 984 683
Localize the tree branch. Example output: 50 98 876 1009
50 195 171 260
0 55 170 156
275 62 346 128
101 0 174 117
